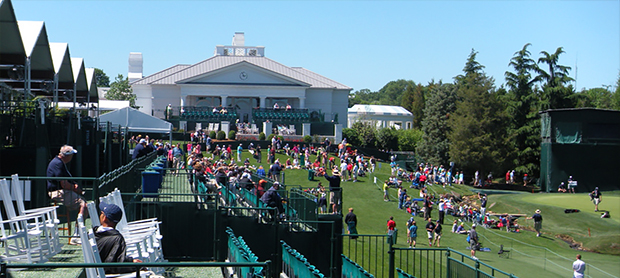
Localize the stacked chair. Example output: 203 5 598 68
98 189 166 274
76 214 140 278
0 174 62 263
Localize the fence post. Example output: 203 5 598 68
475 261 480 278
1 262 6 278
446 249 451 278
388 237 395 278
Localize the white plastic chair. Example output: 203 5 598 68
0 179 51 263
10 174 62 254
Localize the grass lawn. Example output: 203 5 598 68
188 145 620 278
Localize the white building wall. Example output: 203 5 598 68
305 88 333 121
133 84 152 115
152 85 181 118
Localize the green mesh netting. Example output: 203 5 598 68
554 122 581 144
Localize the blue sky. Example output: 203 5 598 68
12 0 620 92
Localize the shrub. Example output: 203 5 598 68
228 130 236 140
216 130 226 140
259 132 266 141
277 135 284 141
267 134 276 141
209 130 217 139
303 135 313 144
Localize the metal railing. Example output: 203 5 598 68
0 261 271 278
343 234 518 278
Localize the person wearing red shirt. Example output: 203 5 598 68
387 216 396 231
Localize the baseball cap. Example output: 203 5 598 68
99 202 123 223
139 139 147 144
60 145 78 156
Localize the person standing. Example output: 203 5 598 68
438 199 446 225
322 168 341 214
408 220 418 248
469 224 479 260
591 187 602 212
433 220 443 247
344 208 358 239
383 180 390 202
237 143 243 163
572 254 586 278
387 216 396 243
425 218 436 247
527 209 543 237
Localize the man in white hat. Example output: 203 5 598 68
131 138 148 160
527 209 543 237
47 145 87 244
321 167 342 214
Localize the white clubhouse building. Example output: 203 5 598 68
130 32 351 125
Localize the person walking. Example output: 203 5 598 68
527 209 543 237
572 254 586 278
344 208 358 239
425 218 436 247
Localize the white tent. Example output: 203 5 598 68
99 107 173 141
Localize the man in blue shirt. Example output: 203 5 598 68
47 145 87 244
131 139 148 160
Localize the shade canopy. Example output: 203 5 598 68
99 107 172 134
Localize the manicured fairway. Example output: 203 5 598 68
189 145 620 278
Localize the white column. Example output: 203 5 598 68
263 121 273 137
302 123 311 137
259 95 266 108
298 96 306 109
180 96 187 113
334 124 343 143
221 96 228 107
221 121 230 138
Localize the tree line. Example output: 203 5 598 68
345 44 620 179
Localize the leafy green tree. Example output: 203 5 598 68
396 128 423 151
378 80 414 106
613 73 620 110
574 87 614 109
416 82 456 165
94 68 110 87
342 128 359 146
449 50 510 175
504 43 541 177
106 74 137 108
351 122 377 148
537 47 575 109
376 127 399 150
348 88 377 107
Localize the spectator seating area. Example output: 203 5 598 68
224 228 264 278
252 108 310 123
0 175 62 264
181 107 238 121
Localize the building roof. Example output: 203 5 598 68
348 105 413 116
132 55 351 90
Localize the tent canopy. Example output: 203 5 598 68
99 107 172 134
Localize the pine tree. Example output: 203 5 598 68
416 82 456 166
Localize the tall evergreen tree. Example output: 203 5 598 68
411 83 426 128
449 50 510 175
416 82 456 166
537 47 575 109
504 43 541 177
